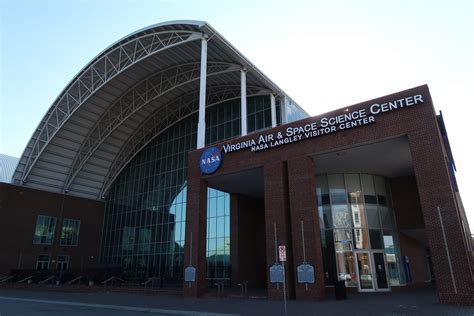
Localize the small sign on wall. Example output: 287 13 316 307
269 264 284 283
184 266 196 282
278 245 287 262
297 263 315 284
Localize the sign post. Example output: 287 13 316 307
279 245 287 315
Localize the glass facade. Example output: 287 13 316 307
285 98 307 123
206 188 231 283
317 173 404 287
33 215 57 245
101 96 274 285
60 219 80 246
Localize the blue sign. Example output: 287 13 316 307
199 146 222 174
184 266 196 282
269 264 284 283
297 263 315 284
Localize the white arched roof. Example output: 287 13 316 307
12 21 307 200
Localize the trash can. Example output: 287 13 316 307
335 280 346 300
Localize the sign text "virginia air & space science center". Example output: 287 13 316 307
222 94 424 153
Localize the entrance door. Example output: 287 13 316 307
372 251 390 291
356 252 374 291
355 251 390 292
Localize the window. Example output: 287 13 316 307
36 255 50 270
60 219 80 246
56 255 69 271
33 215 57 245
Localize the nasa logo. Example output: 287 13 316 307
199 146 222 174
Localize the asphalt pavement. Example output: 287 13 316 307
0 287 472 316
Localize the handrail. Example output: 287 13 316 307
65 276 83 285
101 276 125 285
0 275 14 283
214 281 226 297
18 276 33 284
39 275 55 284
238 280 249 297
143 277 161 286
0 275 10 282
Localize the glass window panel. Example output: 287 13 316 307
33 215 57 245
224 195 230 216
383 231 401 286
374 176 387 205
353 228 370 249
379 206 394 229
361 174 377 204
369 229 383 249
334 229 353 252
366 204 381 228
210 217 218 238
316 175 329 206
216 238 225 254
224 217 230 237
328 174 347 204
318 205 332 229
208 197 216 218
216 216 225 238
350 203 366 228
216 196 225 217
332 204 351 228
60 218 81 246
345 174 361 195
335 252 357 287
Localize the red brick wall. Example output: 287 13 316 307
185 85 473 304
0 183 104 274
390 175 425 230
398 233 430 285
230 194 266 288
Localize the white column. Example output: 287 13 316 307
270 94 277 128
240 69 247 136
197 36 208 149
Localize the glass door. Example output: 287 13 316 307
355 250 391 292
372 251 390 291
355 251 374 291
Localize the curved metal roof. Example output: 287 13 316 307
12 20 306 200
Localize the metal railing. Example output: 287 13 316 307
238 280 249 297
65 276 83 285
143 277 161 290
101 276 125 288
39 275 56 284
0 275 14 283
17 276 33 284
214 281 226 297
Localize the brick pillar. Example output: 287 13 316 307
263 160 295 299
183 165 208 297
287 156 325 300
409 125 473 304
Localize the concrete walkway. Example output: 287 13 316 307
0 288 472 315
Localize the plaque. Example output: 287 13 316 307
184 266 196 282
297 263 315 284
269 264 284 283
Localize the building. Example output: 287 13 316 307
0 21 472 305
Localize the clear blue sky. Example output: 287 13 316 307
1 0 473 228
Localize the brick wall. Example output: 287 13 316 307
184 85 473 304
0 183 104 275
